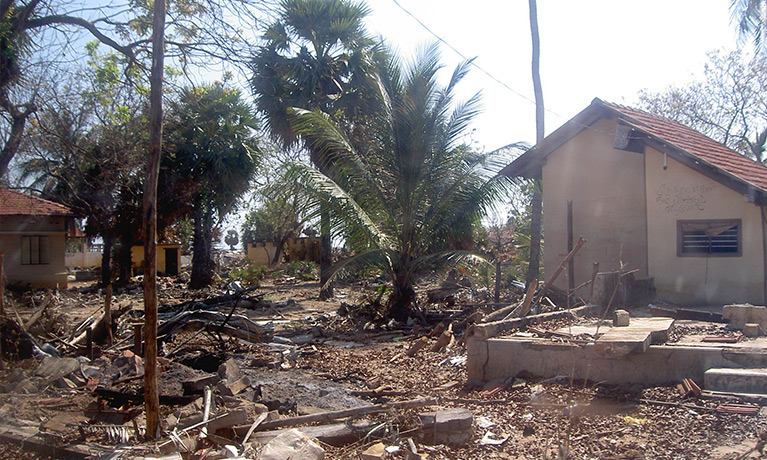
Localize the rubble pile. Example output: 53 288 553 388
1 274 767 459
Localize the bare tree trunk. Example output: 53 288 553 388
143 0 165 441
319 203 333 300
0 92 35 180
526 0 544 290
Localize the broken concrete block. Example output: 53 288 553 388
744 323 761 338
258 428 325 460
218 376 251 396
361 442 386 460
613 310 630 327
218 358 242 382
182 373 220 394
419 408 473 446
723 304 767 332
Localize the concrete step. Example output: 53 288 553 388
704 368 767 394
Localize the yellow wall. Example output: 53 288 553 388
0 221 69 289
247 242 279 266
131 244 181 275
542 118 648 298
644 148 765 304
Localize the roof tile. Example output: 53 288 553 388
0 188 73 216
603 101 767 191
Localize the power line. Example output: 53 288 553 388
388 0 614 137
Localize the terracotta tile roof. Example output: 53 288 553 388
602 100 767 192
0 188 73 216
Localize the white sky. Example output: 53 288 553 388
363 0 739 152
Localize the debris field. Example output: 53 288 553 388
1 266 766 460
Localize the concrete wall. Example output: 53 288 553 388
65 251 102 269
247 242 279 266
0 216 69 288
644 148 765 304
541 118 648 298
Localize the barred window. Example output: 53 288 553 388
677 220 741 257
21 236 50 265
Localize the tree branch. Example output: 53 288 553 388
25 14 136 61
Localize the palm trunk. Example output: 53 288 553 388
319 203 333 300
388 270 416 322
190 207 215 288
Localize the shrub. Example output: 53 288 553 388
230 261 267 286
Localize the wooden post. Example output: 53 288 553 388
143 0 166 440
531 236 586 310
567 201 574 308
104 284 113 346
134 324 144 356
494 259 501 303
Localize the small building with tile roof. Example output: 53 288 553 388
0 188 74 288
501 98 767 306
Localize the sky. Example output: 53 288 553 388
361 0 740 153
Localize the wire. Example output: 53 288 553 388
389 0 615 137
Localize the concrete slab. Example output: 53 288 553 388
592 317 675 358
704 368 767 394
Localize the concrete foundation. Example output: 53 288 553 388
467 331 767 387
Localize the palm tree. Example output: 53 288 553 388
250 0 378 299
164 83 261 288
732 0 767 50
289 45 514 320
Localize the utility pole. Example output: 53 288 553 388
526 0 544 292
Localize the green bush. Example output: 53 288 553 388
284 260 318 280
230 261 267 286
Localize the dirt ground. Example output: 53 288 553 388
1 263 766 460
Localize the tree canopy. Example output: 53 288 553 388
638 50 767 162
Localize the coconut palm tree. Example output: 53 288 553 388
288 44 515 320
250 0 378 299
732 0 767 50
